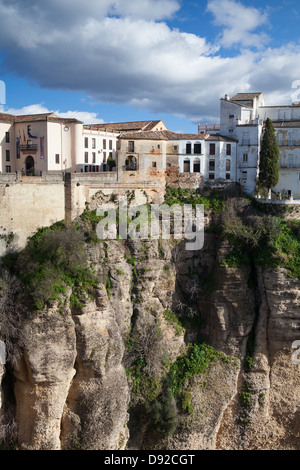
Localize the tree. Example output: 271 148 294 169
258 118 279 198
107 156 116 171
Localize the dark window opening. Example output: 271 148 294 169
193 160 200 173
186 143 192 154
194 143 201 154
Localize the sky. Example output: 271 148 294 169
1 0 300 133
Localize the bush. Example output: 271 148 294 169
145 388 178 437
4 222 99 311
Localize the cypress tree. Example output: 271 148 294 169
258 118 279 196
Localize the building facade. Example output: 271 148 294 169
215 92 300 198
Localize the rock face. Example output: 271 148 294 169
0 235 299 450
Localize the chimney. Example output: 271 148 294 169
225 94 230 100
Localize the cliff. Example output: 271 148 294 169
0 189 299 450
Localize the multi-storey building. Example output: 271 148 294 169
117 130 237 184
0 112 83 175
213 92 300 198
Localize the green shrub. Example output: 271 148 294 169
145 388 178 437
168 342 238 410
6 222 98 311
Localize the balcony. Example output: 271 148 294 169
20 144 38 153
280 164 300 169
198 124 220 134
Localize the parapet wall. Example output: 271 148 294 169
0 173 65 256
0 172 165 256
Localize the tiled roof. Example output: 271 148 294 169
0 112 15 122
230 92 263 101
84 120 165 132
14 113 82 123
0 112 82 124
119 130 237 142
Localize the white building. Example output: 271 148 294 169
177 134 237 183
215 92 300 198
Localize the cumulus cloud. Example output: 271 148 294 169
0 103 102 124
207 0 269 48
0 0 300 123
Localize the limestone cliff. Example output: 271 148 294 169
0 196 299 450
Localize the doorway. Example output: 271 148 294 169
25 155 35 175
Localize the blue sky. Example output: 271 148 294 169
1 0 300 132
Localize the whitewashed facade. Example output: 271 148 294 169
177 136 237 183
215 93 300 198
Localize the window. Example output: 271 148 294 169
92 152 96 164
183 159 190 172
167 163 171 168
229 114 234 119
226 144 231 156
288 133 294 146
226 159 231 171
84 152 88 164
103 152 106 162
241 171 247 181
209 173 214 180
243 153 248 163
194 143 201 154
5 166 11 173
226 173 231 180
193 159 200 173
6 150 10 162
103 139 106 150
209 159 215 171
85 137 88 149
92 138 96 149
128 141 134 152
277 133 282 146
209 143 215 155
158 144 160 149
55 154 60 164
5 132 10 143
109 140 112 150
173 145 178 151
186 143 192 154
152 162 157 168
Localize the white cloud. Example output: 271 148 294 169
0 0 300 124
207 0 269 48
1 104 102 124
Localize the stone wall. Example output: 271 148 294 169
0 172 165 256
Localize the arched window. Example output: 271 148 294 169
186 142 192 154
193 158 200 173
194 142 201 154
125 155 137 170
183 159 190 172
